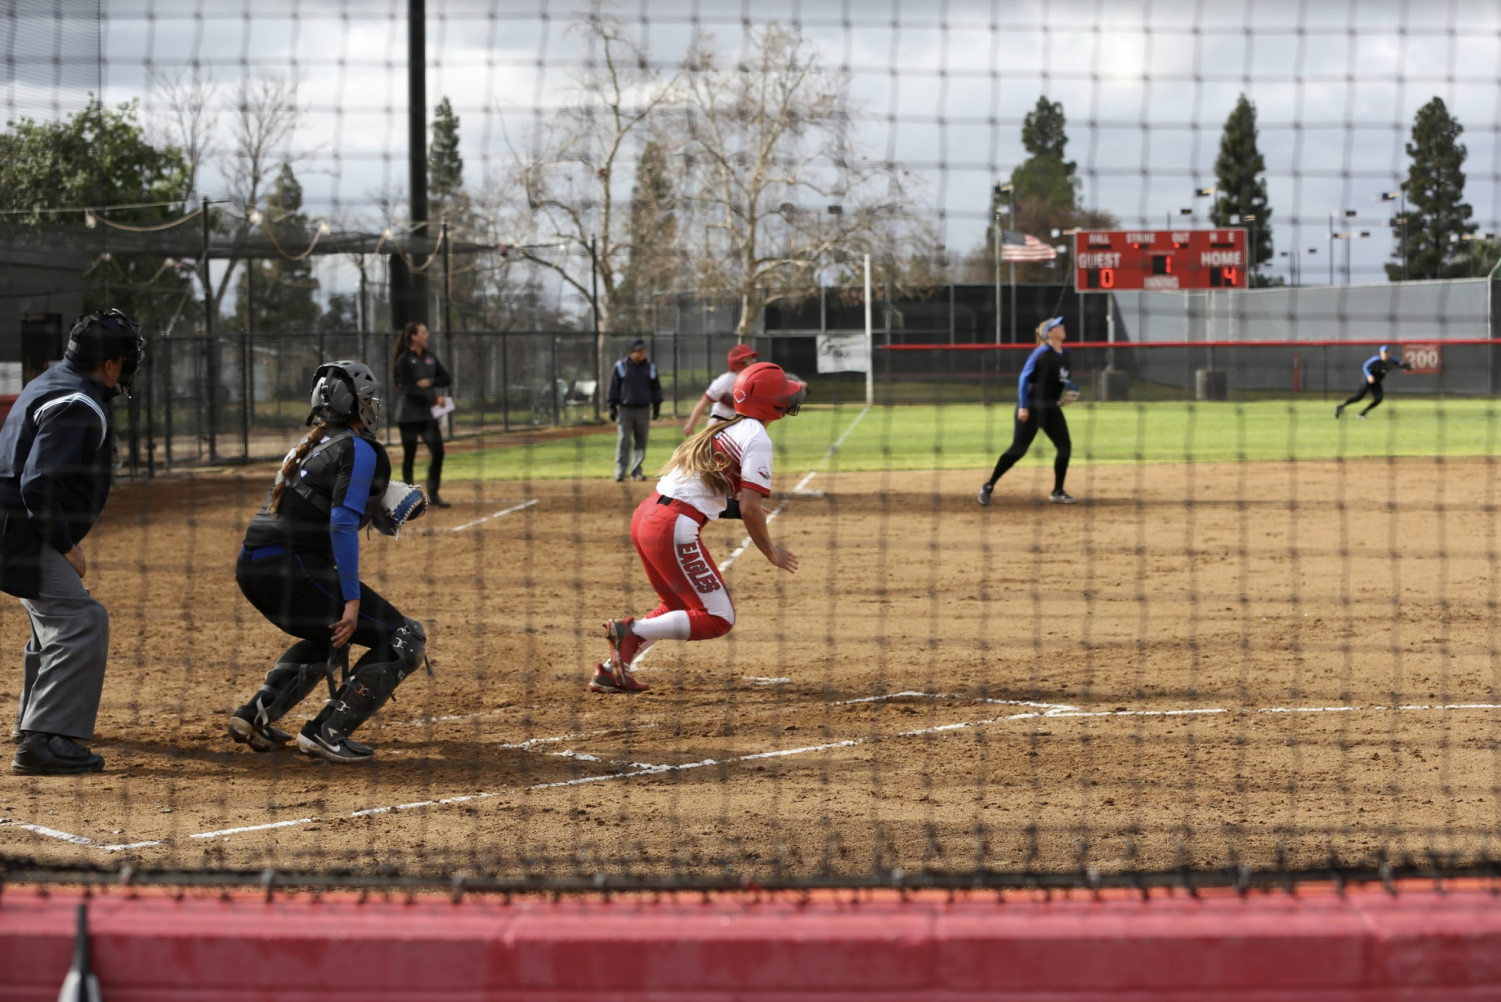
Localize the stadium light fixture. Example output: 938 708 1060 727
826 205 842 215
1379 190 1408 281
1194 187 1216 197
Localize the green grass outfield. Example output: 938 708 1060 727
443 399 1501 481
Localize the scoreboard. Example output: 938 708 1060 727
1073 229 1249 292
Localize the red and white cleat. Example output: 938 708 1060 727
603 618 644 679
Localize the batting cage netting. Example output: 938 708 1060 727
1 0 1500 901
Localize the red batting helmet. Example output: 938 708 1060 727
732 362 806 423
727 343 760 371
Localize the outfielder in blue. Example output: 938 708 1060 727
979 317 1081 506
229 361 429 764
1335 345 1409 419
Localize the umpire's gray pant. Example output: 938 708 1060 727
13 547 109 740
615 405 651 479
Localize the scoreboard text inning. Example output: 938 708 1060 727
1073 229 1250 292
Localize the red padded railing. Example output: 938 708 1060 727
4 881 1501 1000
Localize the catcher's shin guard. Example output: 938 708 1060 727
229 643 328 752
299 620 426 763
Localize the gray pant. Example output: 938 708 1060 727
615 405 651 479
14 547 109 740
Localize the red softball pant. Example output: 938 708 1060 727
631 492 736 640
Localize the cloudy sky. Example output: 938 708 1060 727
8 0 1501 295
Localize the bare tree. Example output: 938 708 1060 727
207 76 306 323
499 7 680 377
677 23 929 338
149 68 218 200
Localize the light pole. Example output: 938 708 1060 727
1167 207 1192 230
1240 212 1258 284
1331 229 1370 284
1460 233 1494 278
992 190 1004 344
1380 190 1407 281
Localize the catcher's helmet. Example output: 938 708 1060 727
308 360 382 432
732 362 806 423
65 309 145 392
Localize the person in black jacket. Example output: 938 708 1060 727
229 361 430 764
607 337 662 482
0 309 144 775
392 322 452 507
1335 345 1409 419
978 316 1081 507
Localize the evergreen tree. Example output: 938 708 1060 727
613 142 677 330
429 96 463 218
1211 94 1274 281
1389 97 1475 280
1009 97 1079 210
235 163 319 332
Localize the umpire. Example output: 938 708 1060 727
607 337 662 482
0 309 144 775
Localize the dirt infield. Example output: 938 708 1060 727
1 454 1498 878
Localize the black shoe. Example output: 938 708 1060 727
428 486 452 509
614 475 625 483
297 721 375 764
11 732 104 775
1334 405 1344 418
977 483 993 506
631 472 646 482
10 726 21 744
227 708 292 753
1050 490 1080 505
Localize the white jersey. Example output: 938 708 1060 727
656 417 774 521
704 370 738 421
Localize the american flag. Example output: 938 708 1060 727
1000 229 1057 262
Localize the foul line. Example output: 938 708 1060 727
447 498 539 533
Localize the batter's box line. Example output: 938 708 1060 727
19 698 1501 857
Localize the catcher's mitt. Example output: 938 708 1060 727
1060 379 1082 406
371 480 430 537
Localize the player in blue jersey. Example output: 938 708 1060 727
1335 345 1409 419
978 317 1081 506
229 361 430 764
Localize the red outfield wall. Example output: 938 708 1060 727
3 882 1501 1000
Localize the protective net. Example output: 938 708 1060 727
0 0 1499 892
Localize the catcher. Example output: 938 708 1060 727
978 316 1081 506
228 361 431 763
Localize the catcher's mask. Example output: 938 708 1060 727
66 309 146 394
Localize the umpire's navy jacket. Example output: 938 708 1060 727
0 361 115 598
607 355 662 409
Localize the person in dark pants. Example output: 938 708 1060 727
392 321 452 507
0 309 144 775
1335 345 1409 419
607 337 663 482
978 316 1081 507
229 361 429 764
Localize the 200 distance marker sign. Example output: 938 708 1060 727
1073 229 1249 292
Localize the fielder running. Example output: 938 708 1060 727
978 317 1082 507
682 343 760 435
592 362 805 694
229 361 430 763
1335 345 1409 419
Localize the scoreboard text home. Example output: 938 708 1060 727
1073 229 1250 292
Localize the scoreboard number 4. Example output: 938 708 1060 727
1403 343 1442 375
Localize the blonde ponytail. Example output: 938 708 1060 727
1035 320 1051 343
270 422 330 512
662 416 746 494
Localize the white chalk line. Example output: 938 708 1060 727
446 498 539 533
9 694 1501 856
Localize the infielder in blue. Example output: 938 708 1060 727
1335 345 1409 419
978 317 1081 506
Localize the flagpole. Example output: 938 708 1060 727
864 254 873 408
1008 186 1016 343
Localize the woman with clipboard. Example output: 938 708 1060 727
392 322 453 507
